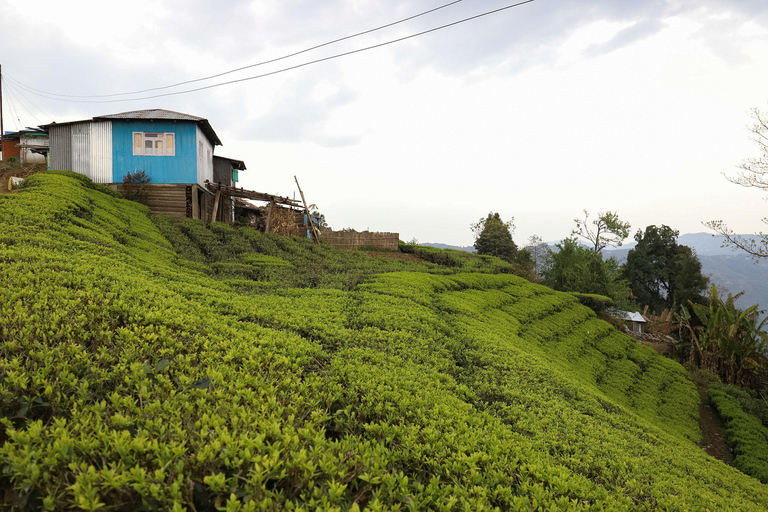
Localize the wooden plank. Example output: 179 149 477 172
204 181 300 207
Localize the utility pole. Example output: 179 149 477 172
0 64 4 153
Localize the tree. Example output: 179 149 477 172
308 204 328 228
471 212 518 262
542 237 630 306
623 225 708 313
525 234 550 279
707 107 768 260
678 284 768 388
572 209 631 253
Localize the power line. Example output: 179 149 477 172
5 0 465 99
7 0 536 105
3 78 23 131
4 81 42 124
3 79 53 124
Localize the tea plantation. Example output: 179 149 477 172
1 172 767 510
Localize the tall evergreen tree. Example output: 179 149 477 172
472 212 518 262
623 225 708 313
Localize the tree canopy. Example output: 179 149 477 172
471 212 518 262
542 237 629 307
623 225 708 313
572 210 631 253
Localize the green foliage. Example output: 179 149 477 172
0 173 767 509
569 292 614 315
543 238 630 307
572 210 631 253
709 383 768 483
623 225 708 313
471 212 518 261
679 284 768 388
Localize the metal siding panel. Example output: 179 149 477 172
72 123 91 178
89 122 112 183
112 121 197 184
49 126 72 170
196 126 213 187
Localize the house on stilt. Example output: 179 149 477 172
44 109 250 222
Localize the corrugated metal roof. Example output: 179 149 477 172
621 311 647 323
94 109 205 122
93 109 222 146
41 109 223 146
213 155 247 170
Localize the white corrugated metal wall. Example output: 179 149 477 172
49 126 72 171
88 122 113 183
196 125 214 187
71 124 91 178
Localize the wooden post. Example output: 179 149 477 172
294 176 320 243
265 199 275 234
210 188 221 223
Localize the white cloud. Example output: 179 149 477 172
3 0 768 246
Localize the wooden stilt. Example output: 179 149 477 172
210 188 221 223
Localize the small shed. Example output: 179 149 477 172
1 129 49 164
211 156 246 222
621 311 647 333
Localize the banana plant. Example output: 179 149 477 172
679 284 767 387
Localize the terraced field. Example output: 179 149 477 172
1 172 766 510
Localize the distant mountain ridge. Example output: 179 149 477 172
422 242 476 252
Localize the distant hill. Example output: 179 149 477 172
422 242 476 252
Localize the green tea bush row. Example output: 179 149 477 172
0 173 767 509
709 384 768 483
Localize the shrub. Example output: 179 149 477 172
121 170 151 200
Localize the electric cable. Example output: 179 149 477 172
3 78 23 131
3 80 46 124
4 0 465 99
4 79 55 122
5 0 536 104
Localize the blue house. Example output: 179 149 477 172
46 109 242 221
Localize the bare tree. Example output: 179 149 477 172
572 210 631 253
707 107 768 260
525 234 550 278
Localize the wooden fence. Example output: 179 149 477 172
320 229 399 251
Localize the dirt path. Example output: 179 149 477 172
697 389 732 463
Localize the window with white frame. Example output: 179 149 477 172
132 132 176 156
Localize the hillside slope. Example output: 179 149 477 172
1 173 767 510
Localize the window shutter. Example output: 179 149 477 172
165 133 175 156
133 133 142 155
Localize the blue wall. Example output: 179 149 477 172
112 121 198 183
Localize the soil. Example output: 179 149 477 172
0 163 46 194
694 386 733 463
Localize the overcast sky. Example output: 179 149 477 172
2 0 768 246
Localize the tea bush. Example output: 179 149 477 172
0 173 767 510
709 383 768 483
